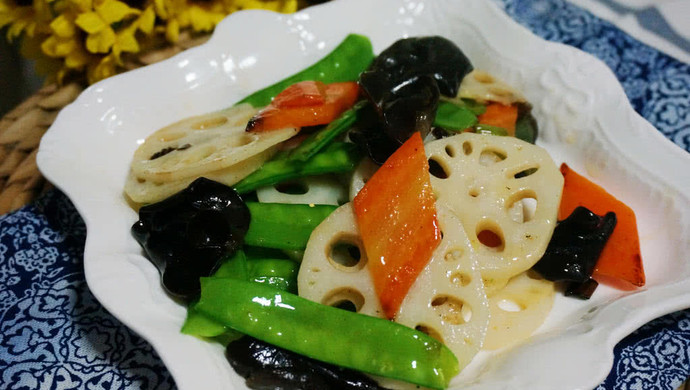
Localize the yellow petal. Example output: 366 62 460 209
96 0 140 24
116 27 140 53
50 14 77 38
153 0 168 19
85 27 115 53
188 6 219 32
137 6 155 34
65 49 90 68
7 19 28 41
88 54 117 83
54 38 77 56
41 35 60 57
70 0 93 12
165 18 178 42
76 12 107 34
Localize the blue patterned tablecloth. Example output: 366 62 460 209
1 0 689 389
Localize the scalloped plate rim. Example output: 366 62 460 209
36 0 690 389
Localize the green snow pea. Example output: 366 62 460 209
288 101 366 162
236 34 374 108
195 278 460 389
233 141 361 194
433 101 478 131
181 250 298 342
243 202 337 250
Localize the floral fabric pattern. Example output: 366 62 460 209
1 0 689 389
0 193 175 389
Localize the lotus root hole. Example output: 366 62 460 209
328 236 364 270
507 190 538 223
415 324 444 343
229 133 255 148
497 298 525 312
323 288 365 312
275 181 309 195
185 145 216 163
469 188 480 198
479 149 507 166
450 272 472 287
445 145 456 157
476 222 505 252
159 132 185 142
462 141 473 155
513 166 539 179
431 296 471 324
428 157 449 179
489 87 511 97
192 116 228 130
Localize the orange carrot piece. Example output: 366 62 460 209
559 163 645 289
272 80 326 108
353 132 441 319
246 81 359 132
477 103 518 135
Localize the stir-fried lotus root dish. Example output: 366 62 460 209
126 34 645 389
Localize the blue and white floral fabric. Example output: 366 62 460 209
1 0 689 389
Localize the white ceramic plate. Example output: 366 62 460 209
37 0 690 389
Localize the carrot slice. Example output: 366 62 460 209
477 103 518 135
353 132 441 319
272 81 326 108
246 81 359 132
558 163 645 289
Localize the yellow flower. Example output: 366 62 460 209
0 0 52 40
154 0 297 42
87 51 118 82
75 0 140 53
2 0 302 85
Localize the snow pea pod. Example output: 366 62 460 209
233 141 361 194
236 34 374 108
182 250 298 341
195 278 460 390
244 202 337 250
288 101 366 162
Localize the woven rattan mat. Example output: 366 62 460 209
0 32 211 215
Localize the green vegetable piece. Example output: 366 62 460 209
181 304 239 340
236 34 374 108
182 251 298 341
434 101 478 131
233 142 361 194
244 202 337 250
247 258 299 293
195 278 460 389
181 250 249 339
245 245 291 260
213 250 249 279
289 101 365 161
460 98 486 115
282 249 305 262
473 124 509 136
515 110 538 144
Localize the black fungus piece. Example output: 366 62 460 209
131 177 250 301
348 104 399 165
355 36 473 163
565 278 599 300
532 206 616 284
226 337 387 390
